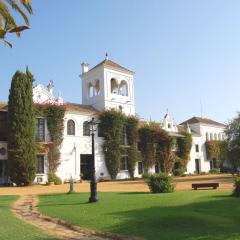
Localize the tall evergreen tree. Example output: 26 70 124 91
7 68 36 185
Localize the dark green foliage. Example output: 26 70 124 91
127 147 141 178
34 104 65 172
226 113 240 172
155 127 175 174
205 140 227 168
48 172 62 185
99 110 139 179
126 116 139 178
177 132 192 170
138 125 156 171
99 109 126 179
7 69 36 186
209 168 221 174
138 123 175 174
147 173 175 193
233 178 240 197
45 106 65 172
173 168 185 176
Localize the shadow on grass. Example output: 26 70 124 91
102 195 240 240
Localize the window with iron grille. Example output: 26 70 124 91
83 121 90 136
35 118 45 142
120 156 128 171
36 155 44 174
67 119 75 135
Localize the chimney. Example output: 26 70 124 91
81 62 89 74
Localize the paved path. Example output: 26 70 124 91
12 195 140 240
0 174 234 196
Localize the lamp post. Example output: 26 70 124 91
88 117 98 203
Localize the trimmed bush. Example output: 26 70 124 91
209 168 220 174
233 178 240 197
48 172 62 185
147 173 175 193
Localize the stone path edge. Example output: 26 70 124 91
11 195 142 240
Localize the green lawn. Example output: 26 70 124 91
39 191 240 240
0 195 58 240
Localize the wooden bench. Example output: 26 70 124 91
192 183 219 190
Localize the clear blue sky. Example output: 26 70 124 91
1 0 240 124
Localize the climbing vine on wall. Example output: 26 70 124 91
99 110 139 179
138 123 175 174
205 140 227 168
34 104 65 172
99 109 125 179
176 131 192 170
126 116 140 178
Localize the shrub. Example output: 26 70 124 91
48 172 62 185
147 173 175 193
142 172 151 179
209 168 220 174
173 168 185 176
233 178 240 197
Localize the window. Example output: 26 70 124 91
67 119 75 135
168 123 171 129
138 161 143 175
0 160 6 177
36 155 44 174
111 78 118 94
83 121 90 136
206 132 209 141
214 133 217 140
94 80 100 95
210 133 213 140
120 156 128 171
0 112 7 141
119 80 128 96
88 83 94 97
121 128 128 145
35 118 45 142
195 144 199 152
222 134 225 140
218 133 221 140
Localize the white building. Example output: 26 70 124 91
0 57 227 184
162 113 226 174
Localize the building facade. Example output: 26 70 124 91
0 57 226 184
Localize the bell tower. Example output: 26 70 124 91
80 55 135 115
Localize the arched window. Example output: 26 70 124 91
206 132 209 141
210 133 213 140
222 133 225 140
67 120 75 135
214 133 217 140
83 121 90 136
88 83 94 97
94 80 100 95
119 80 128 96
111 78 118 94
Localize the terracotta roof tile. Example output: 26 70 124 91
180 117 226 127
0 103 7 111
65 102 98 114
88 59 134 75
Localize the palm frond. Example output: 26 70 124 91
6 0 30 25
19 0 32 14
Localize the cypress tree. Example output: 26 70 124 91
7 68 36 185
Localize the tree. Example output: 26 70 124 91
7 68 36 185
0 0 33 47
226 113 240 172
